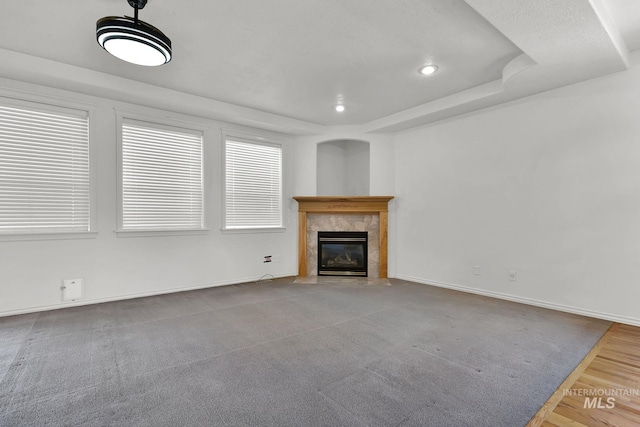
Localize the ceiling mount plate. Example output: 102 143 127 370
127 0 147 9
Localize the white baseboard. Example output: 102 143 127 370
393 274 640 327
6 272 638 328
0 271 298 318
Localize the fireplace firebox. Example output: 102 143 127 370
318 231 368 277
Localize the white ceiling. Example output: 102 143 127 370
0 0 638 133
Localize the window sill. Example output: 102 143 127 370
116 229 209 238
0 231 98 242
221 227 286 235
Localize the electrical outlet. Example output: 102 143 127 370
508 270 517 281
473 265 481 276
263 255 273 263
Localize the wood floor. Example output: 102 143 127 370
527 323 640 427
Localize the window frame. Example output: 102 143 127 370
222 131 285 233
116 111 208 237
0 93 97 242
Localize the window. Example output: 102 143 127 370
0 99 91 235
120 118 204 232
224 136 282 229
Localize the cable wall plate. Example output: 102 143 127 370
61 278 84 302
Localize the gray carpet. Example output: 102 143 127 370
0 278 610 426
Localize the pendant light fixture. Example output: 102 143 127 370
97 0 172 67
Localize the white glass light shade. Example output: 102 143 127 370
97 17 171 66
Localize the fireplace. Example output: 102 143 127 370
318 231 368 277
293 196 394 278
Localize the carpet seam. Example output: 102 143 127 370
98 300 417 386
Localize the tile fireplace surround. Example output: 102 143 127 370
293 196 394 278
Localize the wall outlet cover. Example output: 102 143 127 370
62 278 84 301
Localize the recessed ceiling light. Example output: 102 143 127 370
335 105 345 113
418 64 438 76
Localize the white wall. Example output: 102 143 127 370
394 68 640 325
316 141 347 195
0 79 298 316
344 141 371 196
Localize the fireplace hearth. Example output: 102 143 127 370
318 231 368 276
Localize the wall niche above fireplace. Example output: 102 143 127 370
316 140 370 196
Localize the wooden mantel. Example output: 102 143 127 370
293 196 394 278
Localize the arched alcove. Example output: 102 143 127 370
316 139 370 196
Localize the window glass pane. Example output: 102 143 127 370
121 120 203 231
0 101 90 233
225 138 282 229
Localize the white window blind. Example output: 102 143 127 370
0 101 90 234
225 138 282 229
121 120 203 231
